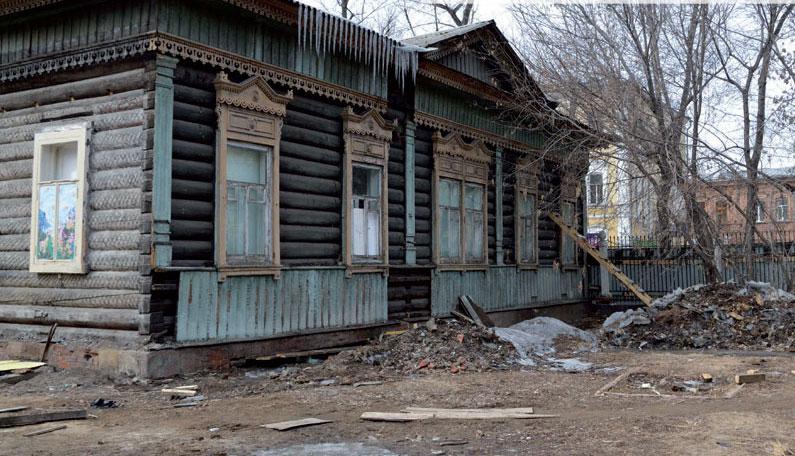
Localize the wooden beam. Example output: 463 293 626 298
547 212 653 306
151 54 179 269
495 147 504 264
404 120 417 264
0 410 87 428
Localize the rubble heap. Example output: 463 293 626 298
330 319 518 374
602 282 795 351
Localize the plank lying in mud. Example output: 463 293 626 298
0 409 87 428
263 418 332 431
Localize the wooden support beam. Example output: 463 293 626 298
151 54 179 269
547 212 653 306
495 147 504 265
404 120 417 264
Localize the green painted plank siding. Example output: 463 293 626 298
431 267 582 316
416 84 544 149
158 0 388 99
176 269 388 343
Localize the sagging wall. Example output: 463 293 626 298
0 60 152 339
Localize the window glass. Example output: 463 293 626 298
521 193 537 263
776 198 788 222
439 179 461 261
464 183 484 262
225 142 272 261
40 142 77 181
352 165 382 260
588 173 603 206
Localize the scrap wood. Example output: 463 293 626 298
262 417 332 431
439 439 468 446
174 385 198 391
594 368 639 397
450 310 475 325
40 323 58 362
735 373 765 384
458 296 485 328
353 381 383 387
254 346 352 362
23 424 67 437
161 388 197 397
0 409 87 428
0 406 28 414
361 412 434 422
403 407 535 419
0 360 46 373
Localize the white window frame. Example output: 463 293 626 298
213 73 292 276
341 107 394 273
756 200 765 224
350 163 384 263
776 197 788 222
29 124 90 274
432 132 491 269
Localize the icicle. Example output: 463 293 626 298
346 20 352 59
355 24 361 62
364 30 370 66
322 13 329 56
332 16 338 55
307 8 313 54
314 9 321 55
297 4 303 50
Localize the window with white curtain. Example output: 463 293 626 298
351 165 382 261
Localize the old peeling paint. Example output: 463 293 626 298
431 266 582 316
176 269 387 343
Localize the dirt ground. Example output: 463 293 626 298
1 349 794 456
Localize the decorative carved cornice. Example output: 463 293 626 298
418 62 506 105
217 0 296 25
432 131 491 165
416 111 533 154
214 72 293 116
341 107 395 142
0 0 62 16
0 32 388 111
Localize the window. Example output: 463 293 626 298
351 165 382 260
214 74 292 273
342 108 393 270
433 132 491 267
561 201 577 265
515 162 539 266
756 200 765 223
588 172 604 206
30 125 89 274
716 201 729 226
225 142 272 264
776 197 788 222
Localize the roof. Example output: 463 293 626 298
402 20 495 47
711 166 795 182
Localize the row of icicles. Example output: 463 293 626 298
297 3 422 89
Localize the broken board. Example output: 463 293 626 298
263 418 332 431
0 360 46 373
360 412 434 422
0 409 86 428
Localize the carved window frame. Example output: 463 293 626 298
515 157 539 269
342 107 395 274
432 132 492 270
560 171 579 269
214 73 293 277
29 124 90 274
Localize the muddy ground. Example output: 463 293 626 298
1 349 794 455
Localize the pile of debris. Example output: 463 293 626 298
329 319 518 375
602 282 795 351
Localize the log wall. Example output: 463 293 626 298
413 126 434 265
0 61 150 338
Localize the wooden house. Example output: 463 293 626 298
0 0 593 376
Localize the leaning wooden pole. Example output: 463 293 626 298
547 212 654 306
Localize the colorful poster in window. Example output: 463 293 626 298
57 183 77 260
37 185 56 260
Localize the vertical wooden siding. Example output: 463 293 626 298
176 269 387 342
431 267 582 316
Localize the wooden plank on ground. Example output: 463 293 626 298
360 412 433 422
0 409 87 428
254 346 352 362
0 406 28 414
403 407 534 415
0 360 46 373
594 368 638 397
735 373 765 384
161 388 197 397
23 424 67 437
263 418 332 431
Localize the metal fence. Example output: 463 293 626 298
588 238 795 305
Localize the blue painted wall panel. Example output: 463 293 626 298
177 269 387 343
431 266 582 316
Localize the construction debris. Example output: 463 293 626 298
0 409 87 428
0 406 28 414
0 360 46 373
263 417 332 431
361 407 556 421
735 373 766 384
23 424 67 437
602 283 795 351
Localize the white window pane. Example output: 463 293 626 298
352 204 366 256
247 186 269 256
40 141 77 181
366 202 380 256
228 143 270 184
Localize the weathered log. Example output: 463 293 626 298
0 287 142 309
0 234 27 252
88 230 140 251
172 159 214 181
388 232 405 245
0 305 139 330
288 95 346 120
281 258 338 267
90 189 142 211
171 199 213 220
0 69 148 111
87 250 140 271
173 119 214 145
0 217 29 235
280 208 340 226
172 139 214 163
415 220 431 232
0 141 32 161
0 251 28 269
174 83 215 106
171 240 213 260
284 110 340 135
171 179 213 199
281 242 339 259
90 167 144 191
91 148 144 171
92 126 146 151
173 100 215 125
0 158 31 181
0 178 31 198
280 173 340 195
170 220 213 240
0 198 30 218
387 188 404 204
280 224 340 242
280 190 340 211
89 209 143 231
0 270 143 290
279 140 341 165
281 125 342 149
280 156 340 179
388 217 405 232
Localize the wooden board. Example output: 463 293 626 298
0 406 28 414
402 408 548 420
360 412 434 422
263 418 332 431
404 407 534 415
735 373 765 384
0 409 86 428
0 361 46 373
